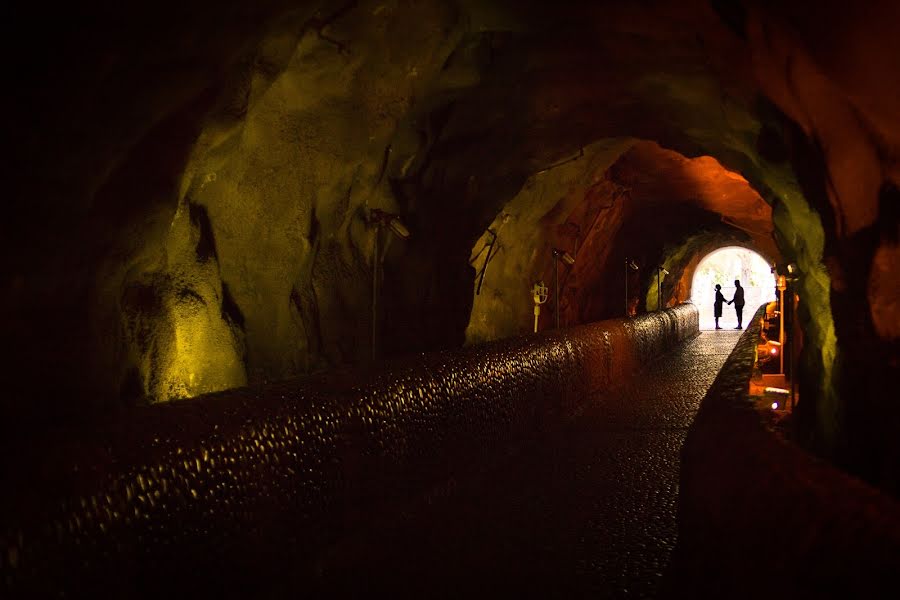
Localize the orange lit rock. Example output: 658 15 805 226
869 242 900 340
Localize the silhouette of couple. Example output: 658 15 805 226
713 280 745 330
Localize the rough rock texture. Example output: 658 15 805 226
3 0 898 489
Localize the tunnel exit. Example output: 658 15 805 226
691 247 775 330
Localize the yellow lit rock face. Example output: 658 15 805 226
158 288 247 401
114 0 472 400
120 201 247 401
180 0 465 382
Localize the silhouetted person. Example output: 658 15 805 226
713 284 725 329
727 279 745 329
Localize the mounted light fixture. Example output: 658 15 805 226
551 248 576 328
474 229 499 296
779 263 798 409
656 266 669 311
366 208 411 361
553 248 576 266
369 208 410 240
624 258 639 317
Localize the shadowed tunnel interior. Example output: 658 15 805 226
2 0 899 596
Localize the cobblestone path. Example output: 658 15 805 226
320 330 743 598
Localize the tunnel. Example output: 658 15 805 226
3 0 899 597
689 247 776 330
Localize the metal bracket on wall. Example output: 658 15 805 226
475 229 500 295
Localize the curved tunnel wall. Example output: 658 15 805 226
2 305 697 595
671 307 900 597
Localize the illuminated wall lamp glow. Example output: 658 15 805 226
767 387 788 410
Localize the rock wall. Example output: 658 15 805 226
466 140 775 342
744 0 900 489
670 307 900 598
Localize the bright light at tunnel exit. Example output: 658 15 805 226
690 247 776 331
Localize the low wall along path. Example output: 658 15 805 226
4 304 714 596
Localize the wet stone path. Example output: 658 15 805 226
319 330 743 598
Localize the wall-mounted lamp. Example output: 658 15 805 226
782 263 798 409
624 258 639 317
776 275 787 373
551 248 576 328
366 208 410 361
656 266 669 311
553 248 576 266
369 208 410 240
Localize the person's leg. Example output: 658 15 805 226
736 306 743 329
715 316 720 329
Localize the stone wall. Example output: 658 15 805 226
1 305 697 596
670 307 900 598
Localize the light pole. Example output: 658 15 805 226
656 266 669 311
785 263 798 410
367 208 410 361
552 248 576 328
624 258 638 317
777 274 786 375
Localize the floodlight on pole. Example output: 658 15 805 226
624 258 638 317
781 263 798 409
552 248 576 328
656 266 669 311
366 208 410 361
777 274 786 375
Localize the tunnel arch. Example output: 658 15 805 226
689 246 776 330
464 138 779 342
